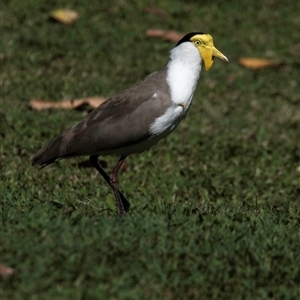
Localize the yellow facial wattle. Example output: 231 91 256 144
191 34 228 70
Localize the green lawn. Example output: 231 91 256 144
1 0 300 299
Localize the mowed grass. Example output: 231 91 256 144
1 0 300 299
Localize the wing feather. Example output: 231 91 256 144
32 67 172 166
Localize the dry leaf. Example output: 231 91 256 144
0 264 14 278
50 9 79 25
146 29 184 43
239 57 281 69
143 7 169 18
30 97 107 111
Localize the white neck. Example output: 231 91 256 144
166 42 202 107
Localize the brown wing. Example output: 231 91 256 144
32 67 172 166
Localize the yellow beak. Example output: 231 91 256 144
200 45 228 71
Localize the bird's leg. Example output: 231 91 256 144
89 155 130 214
109 156 127 216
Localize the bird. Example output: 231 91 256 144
32 32 228 215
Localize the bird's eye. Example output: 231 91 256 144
194 40 202 46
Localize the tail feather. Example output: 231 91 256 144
32 133 70 167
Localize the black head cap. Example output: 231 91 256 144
176 32 206 46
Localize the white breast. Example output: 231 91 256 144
149 105 184 136
149 42 202 136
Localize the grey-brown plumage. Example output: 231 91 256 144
32 67 171 167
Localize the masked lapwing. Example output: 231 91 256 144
32 32 228 215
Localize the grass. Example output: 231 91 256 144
1 0 300 299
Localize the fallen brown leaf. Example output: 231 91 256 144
143 7 169 18
49 9 79 25
0 264 14 278
146 29 184 43
239 57 281 69
30 97 107 111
